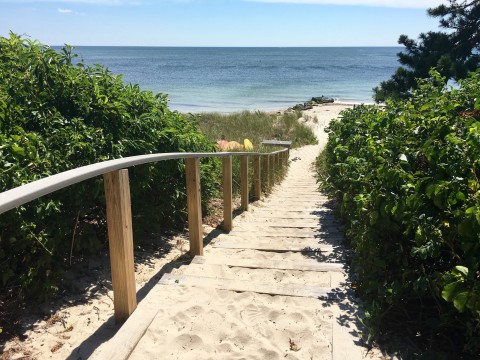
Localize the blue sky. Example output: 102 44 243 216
0 0 444 46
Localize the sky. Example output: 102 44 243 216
0 0 445 47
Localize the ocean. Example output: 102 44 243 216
67 46 401 113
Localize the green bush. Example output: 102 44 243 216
321 69 480 356
0 33 220 300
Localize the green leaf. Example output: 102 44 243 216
454 266 468 277
455 191 466 201
442 281 460 302
453 292 469 312
11 145 25 156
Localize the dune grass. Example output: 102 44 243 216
195 110 318 150
193 110 317 199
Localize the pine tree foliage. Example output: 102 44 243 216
374 0 480 102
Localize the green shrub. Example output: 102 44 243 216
321 69 480 356
0 33 220 300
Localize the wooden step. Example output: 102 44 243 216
265 224 324 228
252 215 336 220
229 230 342 239
273 208 331 212
159 274 334 299
263 200 329 205
212 239 333 252
276 194 325 198
236 223 320 229
192 256 344 272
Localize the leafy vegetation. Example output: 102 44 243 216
320 69 480 357
0 33 220 301
374 0 480 102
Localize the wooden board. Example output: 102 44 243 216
159 274 334 299
252 215 336 220
212 239 333 252
265 224 324 228
235 223 320 229
273 208 331 212
192 256 344 272
229 230 342 239
264 200 329 204
266 195 328 198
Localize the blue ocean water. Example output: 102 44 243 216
68 46 401 113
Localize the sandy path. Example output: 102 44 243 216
4 104 390 360
91 104 373 360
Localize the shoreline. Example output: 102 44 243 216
174 98 372 115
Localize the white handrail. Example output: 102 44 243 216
0 149 287 215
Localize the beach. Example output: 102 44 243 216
2 103 370 360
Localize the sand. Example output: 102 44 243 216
3 103 393 360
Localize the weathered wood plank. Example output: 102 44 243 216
269 154 275 187
275 208 332 212
185 158 203 256
222 156 233 232
159 274 334 299
263 154 270 193
229 230 342 238
231 224 321 229
240 155 249 211
192 256 344 272
264 200 330 205
252 215 335 220
262 224 322 228
212 240 333 252
253 155 261 201
273 194 327 198
103 169 137 323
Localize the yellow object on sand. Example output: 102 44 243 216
243 138 253 150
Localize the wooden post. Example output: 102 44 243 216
263 154 270 194
222 156 233 232
104 169 137 323
240 155 249 211
269 153 275 187
253 155 261 201
276 153 281 173
185 158 203 256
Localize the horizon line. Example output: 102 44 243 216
50 44 404 48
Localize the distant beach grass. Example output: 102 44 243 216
194 110 318 150
192 110 318 199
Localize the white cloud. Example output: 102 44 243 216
57 7 72 12
244 0 444 9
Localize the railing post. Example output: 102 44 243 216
263 154 270 194
185 158 203 256
222 156 233 232
253 155 261 201
269 153 275 187
240 155 249 211
103 169 137 323
275 153 282 174
283 149 289 166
